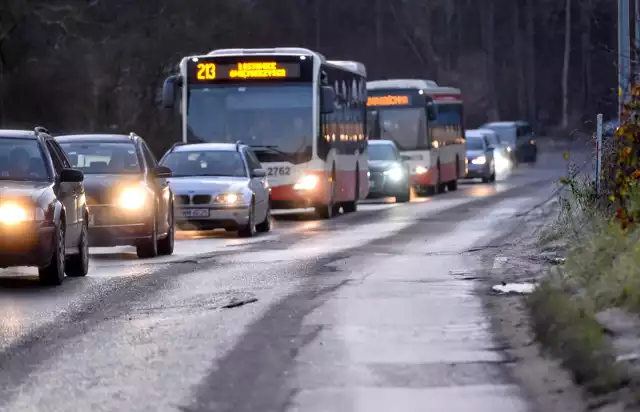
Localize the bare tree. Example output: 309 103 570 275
561 0 572 128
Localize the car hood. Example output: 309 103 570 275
368 160 402 172
0 181 51 202
167 176 250 194
82 174 145 204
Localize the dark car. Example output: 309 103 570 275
367 140 411 202
0 127 88 285
55 133 175 258
480 120 538 165
463 130 496 183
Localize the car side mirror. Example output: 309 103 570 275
60 168 84 182
252 168 266 178
320 86 335 114
400 155 411 161
153 165 172 178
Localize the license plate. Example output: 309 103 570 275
178 208 210 218
88 213 95 226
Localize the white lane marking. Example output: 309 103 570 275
493 256 508 269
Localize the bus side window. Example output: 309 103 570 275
367 110 380 140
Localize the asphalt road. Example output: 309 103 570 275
0 145 584 412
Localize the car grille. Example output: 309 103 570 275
89 206 144 226
192 195 212 205
174 194 212 205
175 195 191 205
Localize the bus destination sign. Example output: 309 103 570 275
189 59 302 82
366 95 411 106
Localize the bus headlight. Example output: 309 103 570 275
293 174 319 190
384 167 404 181
0 203 32 224
414 166 428 175
117 187 147 210
471 156 486 165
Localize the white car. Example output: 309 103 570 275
474 128 513 174
159 142 271 237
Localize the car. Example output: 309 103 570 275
0 127 88 285
464 130 496 183
55 133 175 258
474 128 512 174
480 120 537 164
159 142 271 237
366 140 411 202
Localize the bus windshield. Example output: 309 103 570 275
373 108 426 151
187 84 313 163
433 103 462 125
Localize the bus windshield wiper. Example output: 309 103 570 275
249 145 288 156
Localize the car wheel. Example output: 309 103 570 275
157 202 175 256
136 213 158 258
256 203 272 233
238 200 256 238
66 222 89 277
39 222 66 285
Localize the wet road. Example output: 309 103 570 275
0 147 576 412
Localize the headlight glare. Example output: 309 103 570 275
215 193 243 204
414 166 428 175
0 202 31 224
293 174 319 190
384 167 404 181
471 156 486 165
117 187 147 210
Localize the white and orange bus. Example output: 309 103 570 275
162 47 369 219
366 79 466 195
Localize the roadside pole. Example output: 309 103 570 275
595 113 603 195
620 0 631 122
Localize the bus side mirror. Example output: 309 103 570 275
321 86 335 114
162 75 179 109
426 102 437 121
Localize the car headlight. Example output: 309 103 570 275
384 167 404 181
117 187 148 210
506 146 512 152
293 174 319 190
471 156 486 165
414 166 428 175
0 202 32 224
214 193 244 204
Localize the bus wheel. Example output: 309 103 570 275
447 180 457 191
436 163 446 193
342 167 359 213
315 169 339 219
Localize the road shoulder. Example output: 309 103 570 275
474 197 594 412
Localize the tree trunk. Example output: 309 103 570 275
513 1 527 118
525 0 537 128
580 0 592 114
481 0 499 121
561 0 571 129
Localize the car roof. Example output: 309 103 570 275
367 139 395 146
465 130 484 138
55 134 137 143
482 121 517 127
172 143 242 152
0 129 39 139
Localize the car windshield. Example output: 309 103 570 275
368 144 397 161
186 84 312 163
466 136 485 151
59 142 142 174
0 137 50 181
161 150 247 178
368 108 427 150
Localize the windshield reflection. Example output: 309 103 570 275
367 108 427 150
368 144 397 161
161 150 247 178
187 84 313 163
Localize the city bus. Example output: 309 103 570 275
161 47 369 219
366 79 466 195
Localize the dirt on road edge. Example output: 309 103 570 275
475 196 632 412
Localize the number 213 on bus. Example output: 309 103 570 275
197 63 216 80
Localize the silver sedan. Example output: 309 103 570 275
159 142 271 237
